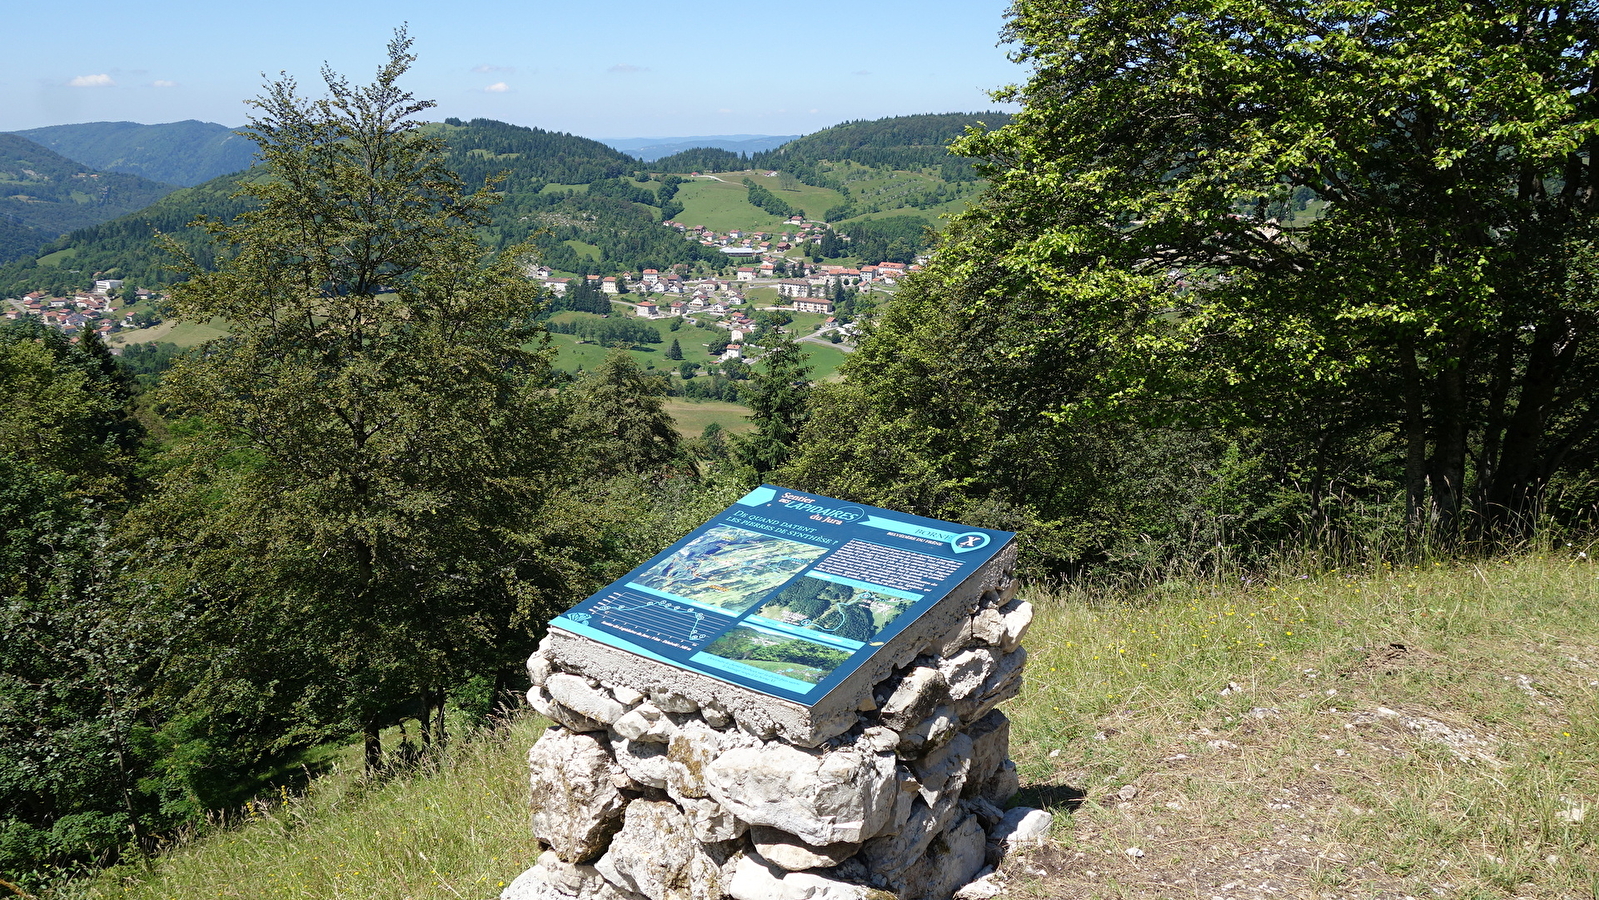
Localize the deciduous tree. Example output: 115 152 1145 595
138 31 583 766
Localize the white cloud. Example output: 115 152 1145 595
68 74 115 88
483 82 511 93
473 64 515 74
608 64 648 73
852 70 871 76
718 108 733 114
152 80 178 88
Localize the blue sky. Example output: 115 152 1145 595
0 0 1024 140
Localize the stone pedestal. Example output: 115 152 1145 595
505 576 1046 900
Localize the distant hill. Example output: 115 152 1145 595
752 112 1011 181
0 119 715 295
9 121 257 187
596 135 800 162
0 134 179 265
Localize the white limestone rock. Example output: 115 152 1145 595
727 852 878 900
922 614 973 659
527 652 555 688
997 599 1033 653
939 648 998 701
896 705 958 757
952 871 1003 900
969 607 1006 647
612 702 677 743
960 710 1010 797
860 792 962 883
609 683 645 707
877 666 948 732
679 795 747 843
912 732 973 807
529 685 609 734
961 797 1006 828
499 851 649 900
701 699 733 729
991 807 1052 847
705 742 899 847
650 690 700 714
613 738 671 790
749 826 860 872
527 728 630 864
979 759 1019 807
593 799 729 900
547 673 628 726
666 719 755 801
955 648 1027 723
896 815 987 900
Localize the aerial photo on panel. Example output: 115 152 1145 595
753 575 916 643
701 626 852 685
632 525 829 614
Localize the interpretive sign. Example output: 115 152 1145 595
551 485 1015 706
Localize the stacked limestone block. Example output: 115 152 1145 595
504 575 1045 900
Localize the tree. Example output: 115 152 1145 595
736 329 812 476
575 349 687 478
792 0 1599 558
140 31 583 768
665 338 684 360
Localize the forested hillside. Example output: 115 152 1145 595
0 135 177 264
752 112 1010 183
10 120 257 187
0 120 713 294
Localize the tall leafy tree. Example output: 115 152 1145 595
737 329 812 476
795 0 1599 554
574 349 687 478
136 31 583 766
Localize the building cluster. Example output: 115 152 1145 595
2 280 160 338
529 215 920 321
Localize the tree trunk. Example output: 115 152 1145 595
1400 340 1429 549
1484 314 1566 539
1426 331 1472 543
363 720 383 774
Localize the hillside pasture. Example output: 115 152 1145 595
670 174 844 232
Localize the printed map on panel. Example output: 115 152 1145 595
632 525 828 615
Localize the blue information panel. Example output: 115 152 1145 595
551 486 1014 706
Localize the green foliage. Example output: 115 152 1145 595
735 329 812 477
545 315 663 345
131 32 590 767
741 177 798 219
0 175 252 294
839 216 931 264
0 121 704 296
789 0 1599 570
573 349 688 478
652 147 748 174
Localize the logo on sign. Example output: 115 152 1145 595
952 533 991 553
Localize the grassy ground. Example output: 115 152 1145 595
60 550 1598 900
1003 549 1599 899
661 398 754 437
672 175 844 232
108 318 229 348
75 717 548 900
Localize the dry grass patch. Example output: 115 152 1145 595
1001 552 1599 899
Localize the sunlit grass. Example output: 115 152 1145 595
1007 548 1599 897
74 717 548 900
56 548 1599 900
